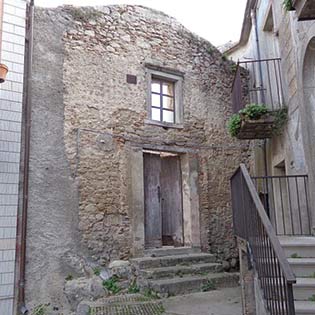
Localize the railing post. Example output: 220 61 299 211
287 284 296 315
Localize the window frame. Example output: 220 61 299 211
151 77 176 124
146 67 184 128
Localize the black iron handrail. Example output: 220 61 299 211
231 58 284 113
252 174 311 236
231 164 296 315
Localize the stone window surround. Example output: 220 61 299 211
145 64 184 129
128 145 201 257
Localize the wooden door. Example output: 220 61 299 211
144 153 162 248
161 155 183 246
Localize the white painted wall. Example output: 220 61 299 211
0 0 26 314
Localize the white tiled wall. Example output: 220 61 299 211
0 0 26 314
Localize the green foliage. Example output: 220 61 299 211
65 274 73 281
230 63 238 73
65 7 103 23
201 279 216 292
227 104 277 137
143 288 160 300
310 272 315 278
103 276 121 294
290 253 301 259
239 103 268 119
221 54 228 62
207 45 214 55
309 294 315 302
283 0 294 11
157 304 166 314
32 304 47 315
273 107 288 135
227 114 242 137
128 280 140 294
93 267 101 276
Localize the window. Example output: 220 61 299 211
151 78 175 123
146 65 183 127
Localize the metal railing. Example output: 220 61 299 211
232 58 284 113
252 175 311 236
231 164 296 315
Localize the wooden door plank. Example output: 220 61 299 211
161 155 183 246
144 153 162 248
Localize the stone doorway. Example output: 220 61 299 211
129 147 201 257
143 151 184 248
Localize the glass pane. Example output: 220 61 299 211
162 82 174 96
163 110 174 123
162 96 174 109
151 108 161 121
151 81 160 93
151 94 161 107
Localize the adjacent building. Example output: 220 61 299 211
226 0 315 314
0 1 27 314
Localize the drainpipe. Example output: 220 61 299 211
17 0 34 314
251 8 268 178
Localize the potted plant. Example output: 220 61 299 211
227 103 287 139
0 64 9 83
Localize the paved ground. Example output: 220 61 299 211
162 287 242 315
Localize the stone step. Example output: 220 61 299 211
147 272 239 296
144 246 201 257
279 236 315 258
131 253 216 269
295 300 315 315
287 258 315 277
140 262 223 280
294 278 315 301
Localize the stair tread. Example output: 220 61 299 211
295 300 315 311
143 262 221 273
132 252 214 263
149 272 239 285
279 236 315 247
295 278 315 286
288 258 315 264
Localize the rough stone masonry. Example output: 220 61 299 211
26 4 251 310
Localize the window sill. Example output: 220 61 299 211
144 119 184 129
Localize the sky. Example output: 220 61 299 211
34 0 247 47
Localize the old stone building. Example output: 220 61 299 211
9 4 253 313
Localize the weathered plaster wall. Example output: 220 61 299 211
26 8 83 312
27 4 251 309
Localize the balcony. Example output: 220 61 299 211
231 58 285 140
293 0 315 21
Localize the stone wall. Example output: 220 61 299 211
61 4 250 261
27 4 251 310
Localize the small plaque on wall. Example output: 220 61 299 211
126 74 137 84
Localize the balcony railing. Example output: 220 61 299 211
231 164 296 315
232 58 284 113
252 175 311 236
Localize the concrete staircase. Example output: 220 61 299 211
279 236 315 315
131 247 239 297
